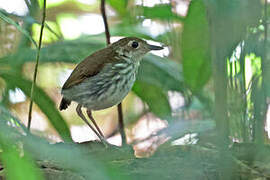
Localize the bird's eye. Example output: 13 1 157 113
131 41 139 48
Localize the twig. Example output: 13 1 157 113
100 0 126 145
117 103 126 145
27 0 46 130
100 0 111 44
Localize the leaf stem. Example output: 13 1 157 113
100 0 126 145
27 0 46 130
100 0 111 44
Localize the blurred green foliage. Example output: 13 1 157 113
181 0 210 92
0 105 44 180
0 72 71 141
0 0 269 179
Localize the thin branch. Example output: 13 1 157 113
117 103 126 145
100 0 111 44
27 0 46 130
100 0 126 145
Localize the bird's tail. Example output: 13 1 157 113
59 98 71 110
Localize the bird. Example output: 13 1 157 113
59 37 163 143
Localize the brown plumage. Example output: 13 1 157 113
59 47 116 110
59 37 147 110
62 37 145 90
58 37 163 143
62 47 116 90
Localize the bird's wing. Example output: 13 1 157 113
62 47 117 89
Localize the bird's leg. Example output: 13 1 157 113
86 109 105 138
76 105 105 143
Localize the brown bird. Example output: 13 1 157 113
59 37 163 143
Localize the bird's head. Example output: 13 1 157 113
111 37 163 61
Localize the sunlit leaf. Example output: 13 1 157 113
107 0 128 16
38 0 67 8
0 72 72 142
181 0 211 92
32 22 61 43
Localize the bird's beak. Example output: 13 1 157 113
148 44 164 50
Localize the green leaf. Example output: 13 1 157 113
0 144 44 180
0 104 28 133
181 0 211 92
107 0 128 16
0 11 37 47
0 111 44 180
135 54 186 119
0 9 62 40
20 133 131 180
139 54 185 92
139 4 184 22
0 72 72 142
0 112 130 180
0 36 106 66
133 82 171 119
